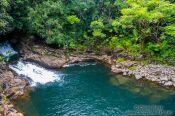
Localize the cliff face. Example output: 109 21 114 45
0 63 27 116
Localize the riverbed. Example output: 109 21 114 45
12 61 175 116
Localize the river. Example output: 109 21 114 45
10 61 175 116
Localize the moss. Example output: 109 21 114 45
116 58 125 63
0 55 4 62
128 66 138 71
42 51 49 56
2 95 9 104
31 45 39 52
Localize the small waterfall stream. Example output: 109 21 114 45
0 41 18 60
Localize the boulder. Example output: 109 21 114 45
135 73 142 80
164 81 173 86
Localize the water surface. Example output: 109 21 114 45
14 61 175 116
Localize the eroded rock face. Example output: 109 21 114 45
24 54 68 69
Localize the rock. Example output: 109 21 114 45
7 104 14 108
164 81 173 86
150 77 158 82
2 82 9 89
112 69 123 74
135 74 142 80
100 48 113 55
123 71 127 76
172 78 175 82
25 56 68 69
128 71 133 76
8 112 24 116
115 64 122 68
160 76 169 81
111 66 123 74
14 79 22 83
0 64 27 115
122 61 136 68
113 48 123 54
173 83 175 87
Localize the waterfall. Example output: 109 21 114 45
0 41 18 60
9 61 62 86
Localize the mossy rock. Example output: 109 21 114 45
116 58 125 63
128 66 138 71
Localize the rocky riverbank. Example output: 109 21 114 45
1 35 175 115
0 64 27 116
111 60 175 87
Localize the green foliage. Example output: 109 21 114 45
164 25 175 37
0 0 175 64
0 0 13 35
116 58 125 63
90 20 106 38
128 66 138 71
108 37 121 49
27 1 66 46
0 55 4 62
90 20 105 30
66 15 80 24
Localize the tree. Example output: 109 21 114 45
0 0 13 35
119 0 175 55
27 1 66 47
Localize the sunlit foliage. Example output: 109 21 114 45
0 0 175 63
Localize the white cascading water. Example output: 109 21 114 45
9 61 61 86
0 41 18 58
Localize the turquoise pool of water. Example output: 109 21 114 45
15 61 175 116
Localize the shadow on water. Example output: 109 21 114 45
110 74 175 103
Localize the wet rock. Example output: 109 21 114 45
25 55 68 69
123 71 127 76
150 77 158 82
111 66 123 74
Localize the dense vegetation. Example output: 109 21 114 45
0 0 175 63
